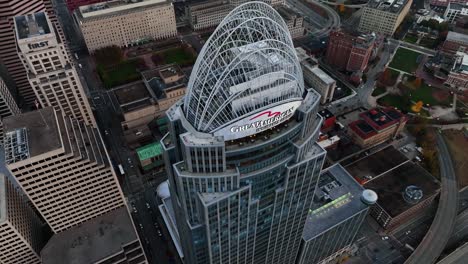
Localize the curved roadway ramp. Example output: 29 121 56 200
404 134 458 264
437 242 468 264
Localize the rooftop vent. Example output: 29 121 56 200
403 185 423 204
361 189 378 205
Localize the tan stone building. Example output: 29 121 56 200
114 64 186 147
3 107 126 233
358 0 413 35
75 0 178 52
0 174 46 264
14 12 96 127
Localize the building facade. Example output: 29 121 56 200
65 0 107 12
14 12 96 127
75 0 178 52
0 174 46 264
163 3 326 264
444 2 468 23
297 165 374 264
0 0 66 105
445 51 468 89
3 107 125 233
348 107 407 148
358 0 412 35
0 77 21 144
326 29 376 72
431 0 468 7
443 31 468 52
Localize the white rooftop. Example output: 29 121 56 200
79 0 169 18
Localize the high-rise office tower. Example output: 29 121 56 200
0 0 66 105
0 76 21 144
162 2 325 263
14 12 96 127
3 107 124 233
0 174 47 264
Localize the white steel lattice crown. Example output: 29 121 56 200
184 1 305 133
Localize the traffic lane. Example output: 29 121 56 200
404 134 458 263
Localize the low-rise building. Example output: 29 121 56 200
431 0 468 7
65 0 107 12
345 147 441 230
75 0 177 52
348 107 407 148
113 64 187 147
276 5 305 39
297 164 373 264
443 31 468 52
445 51 468 89
359 0 413 35
444 2 468 23
136 141 164 171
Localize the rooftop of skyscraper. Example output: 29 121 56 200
3 107 62 164
77 0 171 19
41 207 140 264
302 164 368 241
14 12 51 40
366 0 409 13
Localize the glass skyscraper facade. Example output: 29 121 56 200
162 2 325 263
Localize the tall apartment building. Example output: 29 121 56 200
297 165 375 264
0 0 67 105
75 0 177 53
0 174 47 264
3 107 125 233
162 3 326 263
14 12 96 127
358 0 412 35
348 107 407 148
0 77 21 144
65 0 107 12
444 2 468 23
326 29 376 72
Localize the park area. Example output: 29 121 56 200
388 48 423 74
377 77 452 113
443 129 468 188
152 46 196 67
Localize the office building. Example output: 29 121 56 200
3 107 125 233
326 29 376 72
41 207 147 264
443 31 468 52
0 77 21 144
0 174 47 264
0 0 66 105
296 48 336 104
444 2 468 23
297 165 374 264
113 64 187 147
358 0 413 35
187 0 303 38
75 0 177 52
65 0 107 12
431 0 468 7
348 107 407 148
162 3 326 263
445 51 468 89
14 12 96 127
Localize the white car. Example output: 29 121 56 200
146 203 151 209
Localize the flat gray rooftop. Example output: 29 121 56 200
3 107 62 164
447 31 468 44
345 146 408 183
15 12 51 40
41 207 138 264
302 164 368 241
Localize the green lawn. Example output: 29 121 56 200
372 86 387 96
152 47 196 66
98 59 146 88
389 48 422 74
403 34 418 44
377 94 411 112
